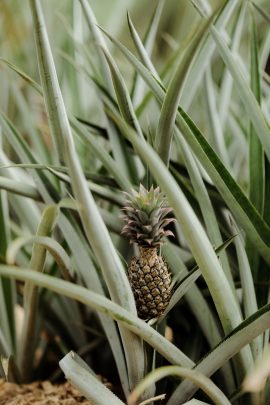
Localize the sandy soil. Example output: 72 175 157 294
0 379 91 404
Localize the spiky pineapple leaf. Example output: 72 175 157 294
0 266 194 369
211 25 270 163
218 3 246 127
178 0 239 109
156 11 213 166
29 0 145 393
60 351 125 405
100 46 144 139
130 0 165 105
99 23 270 264
169 303 270 403
122 185 175 248
0 57 43 95
79 0 138 185
252 2 270 25
246 5 266 306
128 365 230 405
107 108 249 348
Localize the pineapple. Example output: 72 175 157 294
121 185 175 319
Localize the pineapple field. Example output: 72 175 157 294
1 0 270 404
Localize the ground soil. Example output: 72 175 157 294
0 379 91 404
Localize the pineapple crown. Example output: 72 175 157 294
121 184 175 248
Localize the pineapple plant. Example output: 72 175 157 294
121 185 175 319
2 0 270 403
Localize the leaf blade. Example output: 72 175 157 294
29 0 145 391
0 266 194 369
100 24 270 263
211 25 270 163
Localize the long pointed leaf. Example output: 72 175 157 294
175 132 234 289
130 0 165 106
60 351 125 405
0 266 194 369
29 0 144 391
156 14 212 166
128 365 230 405
169 303 270 403
0 183 15 355
180 0 239 109
6 235 72 282
232 224 262 359
247 7 266 301
58 214 130 396
107 110 247 338
18 205 58 381
0 177 40 200
78 0 114 93
211 25 270 163
79 0 137 184
218 3 247 127
100 46 144 139
99 24 270 264
249 8 264 213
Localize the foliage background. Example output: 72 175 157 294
1 0 270 404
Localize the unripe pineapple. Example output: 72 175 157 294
122 185 175 319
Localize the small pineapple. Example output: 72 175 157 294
122 185 175 319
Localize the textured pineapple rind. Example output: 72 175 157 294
128 248 171 319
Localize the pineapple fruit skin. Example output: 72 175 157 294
121 185 174 320
128 248 171 319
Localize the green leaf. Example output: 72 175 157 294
218 3 247 127
0 189 15 355
211 25 270 163
70 117 132 191
6 235 73 282
0 112 60 204
243 345 270 393
204 67 230 167
78 0 114 94
107 110 248 337
232 222 262 359
0 176 40 200
58 215 130 397
79 0 137 184
174 131 234 289
156 14 213 166
100 24 270 264
100 46 144 139
18 205 59 381
161 268 201 318
0 266 194 369
0 152 40 234
190 0 212 17
163 242 222 349
0 58 42 95
0 329 11 357
60 351 125 404
249 16 263 157
11 84 50 162
169 303 270 403
127 12 158 76
176 108 270 263
29 0 145 392
247 6 266 304
180 0 239 109
163 241 235 393
252 2 270 25
130 0 165 106
128 365 230 405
